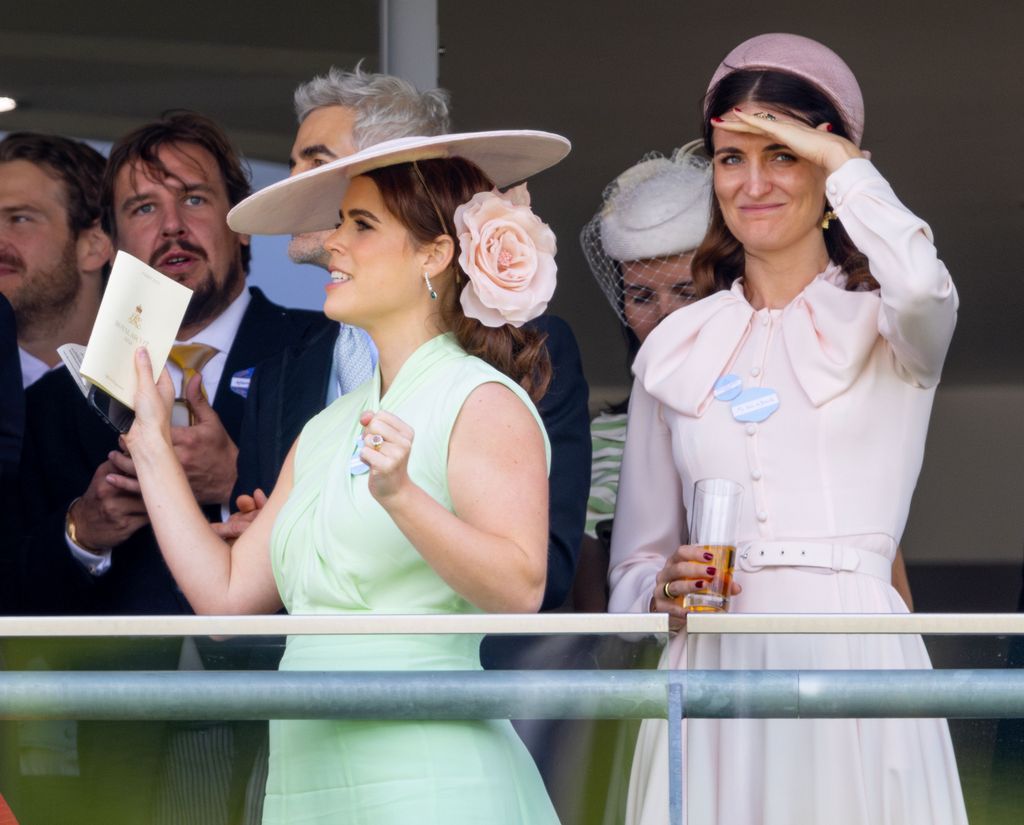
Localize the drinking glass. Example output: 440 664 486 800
682 478 743 613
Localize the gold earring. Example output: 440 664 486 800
821 210 839 230
423 271 437 301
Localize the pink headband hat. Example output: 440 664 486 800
706 33 865 146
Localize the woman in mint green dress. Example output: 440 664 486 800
122 132 570 824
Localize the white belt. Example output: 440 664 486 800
737 541 891 582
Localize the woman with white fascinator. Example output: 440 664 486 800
609 33 967 825
120 131 567 823
574 142 714 611
587 141 712 345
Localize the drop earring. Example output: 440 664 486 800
821 210 839 230
423 271 437 300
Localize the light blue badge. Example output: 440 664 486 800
348 437 370 475
731 387 780 423
230 367 254 398
713 373 743 402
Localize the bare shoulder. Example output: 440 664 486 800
448 381 547 513
449 381 545 469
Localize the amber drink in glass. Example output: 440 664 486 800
682 478 743 613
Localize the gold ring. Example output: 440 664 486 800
367 434 384 451
663 581 674 600
752 111 777 121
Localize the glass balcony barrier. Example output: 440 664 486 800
0 613 1021 824
684 613 1024 825
0 613 666 825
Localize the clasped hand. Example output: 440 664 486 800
358 409 415 504
110 348 238 505
212 488 268 544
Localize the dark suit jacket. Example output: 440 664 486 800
0 295 24 607
234 321 336 500
11 287 331 616
0 295 22 489
236 315 591 610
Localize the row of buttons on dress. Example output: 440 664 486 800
741 423 769 523
751 312 775 527
713 309 780 529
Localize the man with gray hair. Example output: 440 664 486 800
287 65 451 267
234 66 590 615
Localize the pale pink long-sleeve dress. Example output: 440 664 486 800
608 158 968 825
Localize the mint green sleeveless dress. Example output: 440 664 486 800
263 333 560 825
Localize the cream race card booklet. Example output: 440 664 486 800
77 251 193 408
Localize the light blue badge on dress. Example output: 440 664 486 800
713 374 743 402
348 437 370 475
230 367 254 398
731 387 781 422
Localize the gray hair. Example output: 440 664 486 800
294 65 451 150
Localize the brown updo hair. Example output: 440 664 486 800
691 69 878 298
365 157 551 402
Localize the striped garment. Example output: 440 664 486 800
584 411 628 538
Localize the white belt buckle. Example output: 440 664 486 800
830 544 844 573
834 544 862 573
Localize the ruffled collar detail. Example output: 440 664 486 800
633 264 881 416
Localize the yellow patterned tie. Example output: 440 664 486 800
168 343 219 400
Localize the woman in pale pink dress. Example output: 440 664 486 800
608 33 968 825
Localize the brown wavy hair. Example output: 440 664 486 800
101 111 253 274
691 69 878 298
365 157 551 402
0 133 106 236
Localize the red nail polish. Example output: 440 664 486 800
695 581 705 589
711 117 723 124
825 123 834 132
707 566 717 576
703 552 714 561
733 107 743 113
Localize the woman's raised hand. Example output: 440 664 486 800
652 544 742 630
124 347 176 452
359 410 415 504
712 108 862 174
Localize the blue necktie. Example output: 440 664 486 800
331 324 375 398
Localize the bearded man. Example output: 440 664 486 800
17 112 329 611
0 133 111 387
7 112 330 825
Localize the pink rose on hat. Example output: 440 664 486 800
454 183 557 328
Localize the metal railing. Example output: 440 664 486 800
2 613 1022 825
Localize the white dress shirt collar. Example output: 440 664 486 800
18 346 52 388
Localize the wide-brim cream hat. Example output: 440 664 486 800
228 130 571 235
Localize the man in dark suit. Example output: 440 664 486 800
0 295 20 482
0 294 23 573
9 113 328 825
0 134 112 389
234 68 592 611
17 113 330 614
